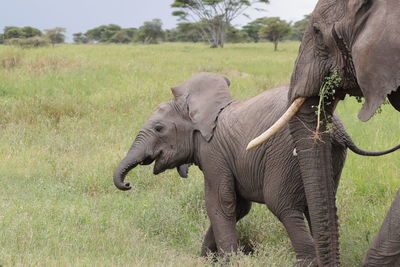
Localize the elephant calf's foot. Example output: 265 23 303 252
200 246 218 258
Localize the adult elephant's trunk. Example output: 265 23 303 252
289 97 340 266
113 142 146 191
247 96 340 265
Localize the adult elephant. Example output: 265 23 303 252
248 0 400 266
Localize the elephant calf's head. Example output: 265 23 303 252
113 72 232 190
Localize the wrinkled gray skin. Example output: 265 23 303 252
286 0 400 265
363 189 400 267
113 73 399 266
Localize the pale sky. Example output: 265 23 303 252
1 0 318 41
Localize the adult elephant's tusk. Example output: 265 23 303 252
246 97 306 150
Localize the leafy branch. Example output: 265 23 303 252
312 71 341 140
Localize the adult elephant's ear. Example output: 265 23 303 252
171 72 232 141
348 0 400 121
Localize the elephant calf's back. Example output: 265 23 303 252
215 86 306 207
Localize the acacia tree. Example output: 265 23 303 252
3 26 42 40
242 18 265 43
175 22 205 42
259 17 290 51
85 24 122 43
73 32 89 44
110 28 137 43
171 0 269 48
45 27 66 46
136 19 164 44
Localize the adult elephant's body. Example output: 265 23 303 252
249 1 400 265
113 73 398 265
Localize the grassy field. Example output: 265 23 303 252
0 42 399 266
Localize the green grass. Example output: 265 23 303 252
0 42 399 266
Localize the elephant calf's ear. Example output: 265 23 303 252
177 164 191 178
172 72 232 141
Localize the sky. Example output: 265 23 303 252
1 0 318 41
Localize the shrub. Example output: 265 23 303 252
5 37 49 48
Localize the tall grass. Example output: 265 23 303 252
0 42 399 266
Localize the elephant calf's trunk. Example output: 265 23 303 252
113 159 139 191
246 97 305 150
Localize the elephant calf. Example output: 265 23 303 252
113 73 399 266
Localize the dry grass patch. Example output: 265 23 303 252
0 97 85 126
26 56 82 75
1 55 23 69
220 69 251 78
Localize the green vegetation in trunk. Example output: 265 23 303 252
314 71 342 136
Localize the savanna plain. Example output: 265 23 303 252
0 42 399 266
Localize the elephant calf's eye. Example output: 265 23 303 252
154 125 163 132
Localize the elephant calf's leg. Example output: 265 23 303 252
280 210 317 267
204 177 240 255
201 227 217 257
201 197 252 257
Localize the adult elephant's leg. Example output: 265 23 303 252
289 96 339 266
363 190 400 267
201 196 252 257
280 210 317 267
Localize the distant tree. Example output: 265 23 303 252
171 0 270 48
290 15 310 41
136 19 164 44
164 29 178 42
226 25 249 43
21 26 42 38
175 22 205 43
259 17 291 51
3 26 24 39
45 27 66 46
85 24 122 43
242 18 265 43
73 32 89 44
123 28 137 39
0 34 4 44
110 28 137 43
3 26 42 40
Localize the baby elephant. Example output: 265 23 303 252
113 73 399 266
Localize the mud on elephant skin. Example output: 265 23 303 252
113 73 400 265
249 0 400 265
